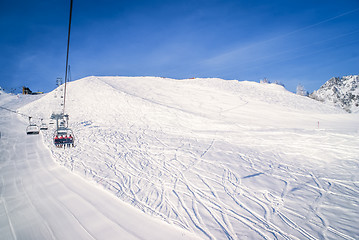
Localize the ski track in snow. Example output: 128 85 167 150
10 77 359 240
0 92 200 240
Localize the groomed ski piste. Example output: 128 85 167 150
1 76 359 239
0 84 199 240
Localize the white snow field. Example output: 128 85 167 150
0 90 199 239
2 76 359 239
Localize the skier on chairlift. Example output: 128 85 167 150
64 135 68 149
66 135 72 148
69 134 74 147
59 135 64 148
54 135 59 147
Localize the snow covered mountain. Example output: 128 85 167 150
14 76 359 239
310 75 359 113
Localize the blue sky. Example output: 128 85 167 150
1 0 358 93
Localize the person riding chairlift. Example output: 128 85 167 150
59 135 64 148
65 135 69 148
63 135 68 149
54 135 60 147
68 134 74 147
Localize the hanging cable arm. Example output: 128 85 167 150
63 0 73 114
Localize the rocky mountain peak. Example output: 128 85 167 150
310 75 359 113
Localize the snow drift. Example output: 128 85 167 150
18 76 359 239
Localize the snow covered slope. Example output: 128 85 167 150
0 90 200 240
310 75 359 113
18 76 359 239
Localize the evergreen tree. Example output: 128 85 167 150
296 84 308 96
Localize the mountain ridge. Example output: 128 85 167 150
310 75 359 113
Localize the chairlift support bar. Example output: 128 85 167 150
50 113 69 130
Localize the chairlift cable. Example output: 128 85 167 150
63 0 73 114
68 65 71 82
53 0 75 148
0 106 31 119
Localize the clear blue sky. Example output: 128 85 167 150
1 0 358 93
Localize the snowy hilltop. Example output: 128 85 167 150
8 76 359 239
310 75 359 113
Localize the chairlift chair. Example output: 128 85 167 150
26 124 40 135
53 127 75 147
40 123 48 130
39 118 48 130
26 116 40 135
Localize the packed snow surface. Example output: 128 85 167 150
3 76 359 239
0 87 199 239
